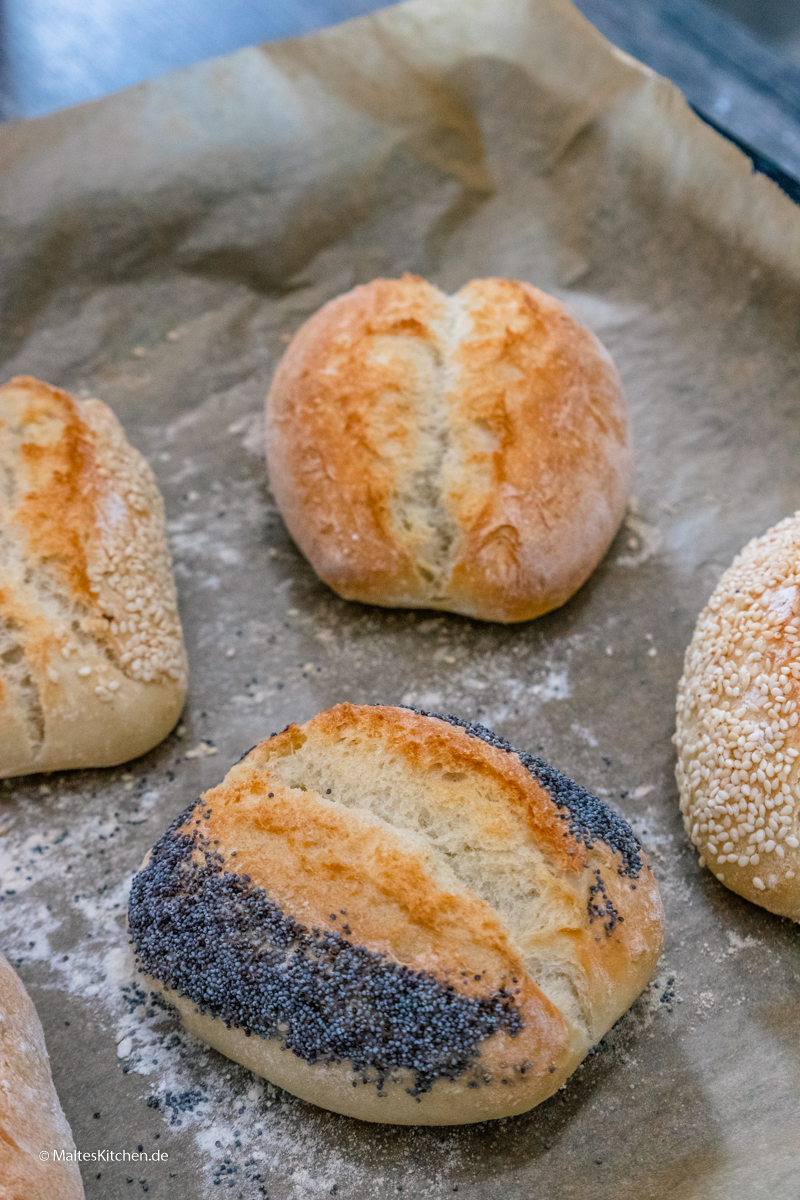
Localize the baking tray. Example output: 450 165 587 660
1 0 800 1196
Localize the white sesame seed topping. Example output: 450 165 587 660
74 399 187 689
676 514 800 905
2 388 186 711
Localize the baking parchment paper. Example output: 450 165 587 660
2 1 800 1196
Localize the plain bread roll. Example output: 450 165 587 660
265 275 631 623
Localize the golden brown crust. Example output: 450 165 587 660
259 703 586 873
266 276 442 605
243 705 662 1041
0 952 85 1200
443 280 630 621
197 764 573 1102
265 276 631 623
0 376 187 777
135 704 663 1123
676 512 800 919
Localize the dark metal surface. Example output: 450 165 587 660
573 0 800 191
709 0 800 47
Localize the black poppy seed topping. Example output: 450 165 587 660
403 708 642 877
128 802 522 1096
587 871 622 935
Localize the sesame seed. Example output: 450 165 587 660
676 514 800 900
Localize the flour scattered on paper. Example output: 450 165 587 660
615 513 663 569
400 663 570 730
0 786 384 1199
0 781 511 1198
726 931 761 955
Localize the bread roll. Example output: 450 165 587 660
265 275 631 624
0 376 187 777
676 512 800 919
129 703 663 1125
0 951 85 1200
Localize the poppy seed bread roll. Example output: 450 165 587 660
676 512 800 919
0 376 187 777
129 704 663 1125
265 275 631 623
0 951 85 1199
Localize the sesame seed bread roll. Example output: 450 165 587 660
676 513 800 919
129 704 663 1125
0 376 187 778
0 951 85 1200
265 275 631 624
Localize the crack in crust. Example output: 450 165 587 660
0 615 45 746
403 707 643 877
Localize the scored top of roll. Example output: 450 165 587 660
265 275 631 624
129 704 663 1124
